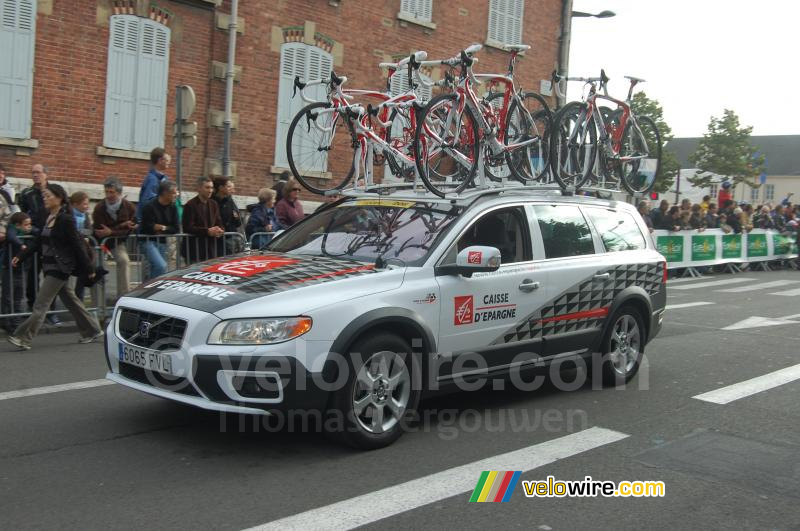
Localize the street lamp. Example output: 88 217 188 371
557 4 616 105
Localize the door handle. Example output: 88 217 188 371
593 273 610 281
518 279 540 292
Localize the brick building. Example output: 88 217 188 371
0 0 564 204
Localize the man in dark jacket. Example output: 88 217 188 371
650 200 669 230
93 176 136 296
212 177 242 254
141 180 179 279
182 176 224 263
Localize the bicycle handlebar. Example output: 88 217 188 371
293 73 352 104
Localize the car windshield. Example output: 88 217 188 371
267 199 463 266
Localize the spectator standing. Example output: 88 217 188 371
69 191 93 301
657 206 681 231
689 204 706 230
275 178 305 228
136 148 171 223
8 184 103 350
753 205 774 229
650 200 669 229
17 164 61 326
2 212 31 332
704 203 719 228
0 163 16 206
717 180 732 208
273 170 290 203
772 204 787 232
182 176 224 263
740 204 754 232
637 200 653 232
92 176 136 296
141 181 179 279
680 198 692 213
246 188 281 249
212 177 242 254
699 195 711 214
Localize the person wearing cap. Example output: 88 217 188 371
717 180 732 208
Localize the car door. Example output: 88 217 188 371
526 203 611 357
435 205 550 382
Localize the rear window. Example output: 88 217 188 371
533 205 594 258
585 208 647 252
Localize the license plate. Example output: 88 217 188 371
118 344 173 375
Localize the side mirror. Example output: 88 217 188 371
436 246 501 277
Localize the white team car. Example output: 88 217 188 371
105 188 666 449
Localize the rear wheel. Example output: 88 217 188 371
617 115 662 194
549 101 596 190
287 101 355 195
327 333 420 450
598 306 645 386
414 93 480 197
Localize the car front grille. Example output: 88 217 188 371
118 308 186 351
119 363 201 397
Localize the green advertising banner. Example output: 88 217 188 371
691 235 716 261
772 233 795 255
657 235 683 262
747 233 768 258
722 234 742 259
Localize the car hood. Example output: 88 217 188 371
126 252 385 314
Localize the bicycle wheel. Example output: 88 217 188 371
505 91 552 183
414 93 480 197
482 91 511 182
287 101 355 195
549 101 596 190
617 115 661 194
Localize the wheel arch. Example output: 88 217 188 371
597 287 653 350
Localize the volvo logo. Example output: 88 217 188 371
139 321 152 339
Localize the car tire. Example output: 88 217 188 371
327 333 420 450
599 305 645 386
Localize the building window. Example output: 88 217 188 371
103 15 170 152
709 184 718 198
399 0 433 23
765 184 775 201
487 0 524 46
275 42 333 172
389 69 432 102
750 186 759 203
0 0 37 139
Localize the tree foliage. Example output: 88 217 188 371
630 92 678 193
688 109 765 189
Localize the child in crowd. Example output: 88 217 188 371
3 213 32 331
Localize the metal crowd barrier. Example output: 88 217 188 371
247 231 278 250
0 234 107 329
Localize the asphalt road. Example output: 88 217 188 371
1 269 800 530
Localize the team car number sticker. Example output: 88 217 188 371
203 256 300 277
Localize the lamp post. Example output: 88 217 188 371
557 3 616 106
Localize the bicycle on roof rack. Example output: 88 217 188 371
549 69 662 195
287 52 446 195
412 43 553 198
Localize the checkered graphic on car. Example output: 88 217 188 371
127 252 378 313
491 262 664 345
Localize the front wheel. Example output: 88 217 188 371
549 101 596 190
617 115 662 194
414 93 480 197
504 91 552 183
287 101 355 195
327 333 420 450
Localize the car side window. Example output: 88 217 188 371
444 207 531 264
585 208 647 252
533 204 594 259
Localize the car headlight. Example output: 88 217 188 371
208 317 312 345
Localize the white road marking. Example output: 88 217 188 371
723 313 800 331
665 302 714 310
693 363 800 404
0 379 115 401
770 287 800 297
242 427 629 531
717 280 800 293
667 276 710 284
669 277 756 290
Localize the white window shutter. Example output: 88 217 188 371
0 0 37 139
274 43 333 172
509 0 524 45
103 15 140 149
488 0 524 45
400 0 432 22
133 18 170 151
